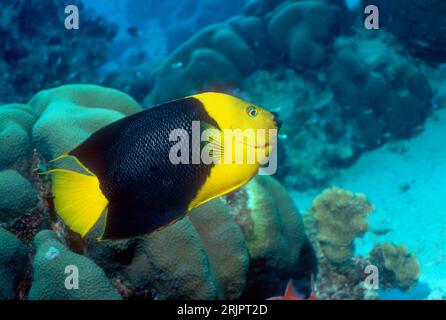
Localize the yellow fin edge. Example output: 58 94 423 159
47 168 109 238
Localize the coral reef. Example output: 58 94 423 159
373 0 446 63
29 84 142 160
138 0 434 190
0 104 35 173
144 20 256 104
0 0 117 105
308 187 373 265
85 176 314 300
1 84 315 300
328 32 433 141
267 1 340 70
304 187 422 299
125 0 245 52
0 170 38 225
0 227 29 299
370 242 420 291
28 230 121 300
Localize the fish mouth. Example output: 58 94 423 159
239 141 270 150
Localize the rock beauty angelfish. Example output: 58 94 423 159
46 92 281 240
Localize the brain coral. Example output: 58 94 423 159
309 187 373 265
0 227 29 299
28 84 142 160
370 242 420 291
28 230 121 300
0 170 37 224
85 176 313 300
0 104 35 173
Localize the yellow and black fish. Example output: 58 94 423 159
46 92 281 240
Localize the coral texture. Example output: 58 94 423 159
370 242 420 291
29 84 142 160
0 170 37 224
267 1 339 70
28 230 121 300
0 227 29 299
309 187 373 265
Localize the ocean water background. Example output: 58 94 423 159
0 0 445 300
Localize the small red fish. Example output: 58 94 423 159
268 274 316 300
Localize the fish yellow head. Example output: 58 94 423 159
192 92 281 164
188 92 281 210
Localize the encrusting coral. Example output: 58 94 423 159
309 187 373 265
28 230 121 300
369 242 420 291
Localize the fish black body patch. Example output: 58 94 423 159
70 97 218 239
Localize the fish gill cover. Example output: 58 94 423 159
0 0 445 302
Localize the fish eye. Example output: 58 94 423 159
247 106 258 118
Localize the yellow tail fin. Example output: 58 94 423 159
48 168 109 237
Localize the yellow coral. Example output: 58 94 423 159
309 187 373 264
